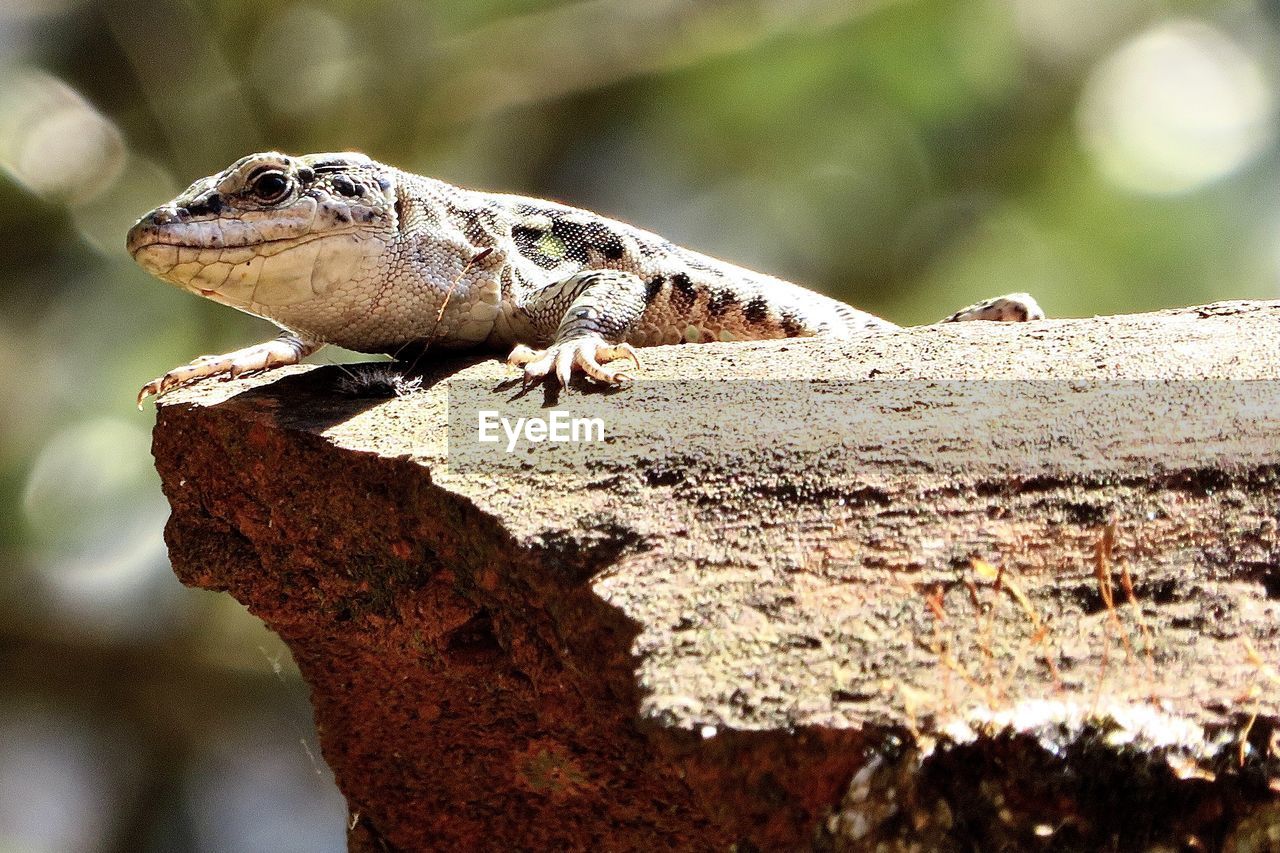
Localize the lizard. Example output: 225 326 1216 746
128 151 1043 404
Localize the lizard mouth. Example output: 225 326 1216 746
127 228 295 256
127 224 329 287
129 222 365 310
126 202 318 256
126 193 372 263
126 218 359 259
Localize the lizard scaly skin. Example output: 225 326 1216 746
128 151 1043 402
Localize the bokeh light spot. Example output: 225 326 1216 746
22 417 155 544
1077 20 1273 196
0 67 126 205
21 418 177 640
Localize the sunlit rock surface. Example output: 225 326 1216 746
152 303 1280 850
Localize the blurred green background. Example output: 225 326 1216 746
1 0 1278 850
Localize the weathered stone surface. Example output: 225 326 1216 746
151 302 1280 851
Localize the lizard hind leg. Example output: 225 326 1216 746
943 292 1044 323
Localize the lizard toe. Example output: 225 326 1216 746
516 349 557 381
555 346 578 387
136 378 163 409
505 344 539 367
572 344 635 385
597 342 641 370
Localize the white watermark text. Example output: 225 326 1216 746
477 410 606 452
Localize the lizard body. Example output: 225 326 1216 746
128 151 1042 400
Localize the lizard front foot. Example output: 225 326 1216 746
137 335 317 407
507 335 641 387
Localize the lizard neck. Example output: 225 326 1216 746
262 175 515 354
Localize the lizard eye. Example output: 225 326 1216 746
248 170 291 203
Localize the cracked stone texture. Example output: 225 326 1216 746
150 302 1280 851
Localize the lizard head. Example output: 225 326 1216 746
126 151 399 311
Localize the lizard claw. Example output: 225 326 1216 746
136 378 165 409
507 336 640 388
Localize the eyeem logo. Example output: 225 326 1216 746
477 410 606 452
